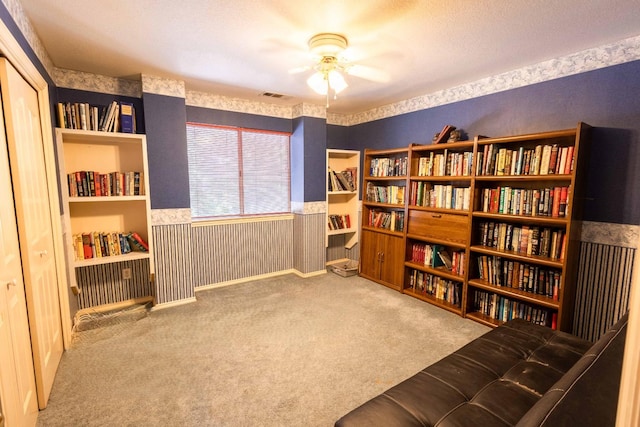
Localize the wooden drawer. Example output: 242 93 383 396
407 210 469 245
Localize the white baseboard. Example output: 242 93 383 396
150 297 197 311
195 268 327 292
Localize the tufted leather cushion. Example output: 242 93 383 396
516 313 627 426
336 319 595 427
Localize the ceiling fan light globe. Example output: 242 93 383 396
329 70 348 94
307 71 328 95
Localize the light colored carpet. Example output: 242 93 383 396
37 273 489 426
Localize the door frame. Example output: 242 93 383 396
0 19 72 349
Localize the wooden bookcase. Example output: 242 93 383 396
360 123 590 332
359 147 408 291
326 149 360 263
403 140 476 315
466 123 590 332
55 128 154 302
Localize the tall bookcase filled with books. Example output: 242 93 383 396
466 123 590 331
56 128 154 306
360 148 408 291
326 149 360 264
357 123 590 332
403 140 476 315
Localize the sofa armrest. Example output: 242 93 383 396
516 313 628 427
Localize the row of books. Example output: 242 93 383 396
328 167 357 192
472 290 557 329
475 255 561 299
480 186 569 218
67 171 144 197
367 209 405 232
369 156 408 177
366 183 405 205
328 214 351 230
477 221 566 260
410 182 471 211
416 150 474 177
409 243 465 276
57 100 136 133
73 231 148 261
477 143 574 176
407 269 461 305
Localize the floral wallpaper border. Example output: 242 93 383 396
291 201 326 215
141 75 185 98
151 208 192 226
581 221 639 248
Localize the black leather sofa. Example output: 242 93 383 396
336 313 628 426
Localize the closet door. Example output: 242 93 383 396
0 58 63 409
0 96 38 425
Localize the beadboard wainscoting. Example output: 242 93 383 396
293 209 327 276
149 208 194 306
192 216 294 288
152 223 195 305
327 235 360 264
75 259 152 310
572 221 639 342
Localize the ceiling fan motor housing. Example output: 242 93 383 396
308 33 348 58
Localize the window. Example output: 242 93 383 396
186 123 290 219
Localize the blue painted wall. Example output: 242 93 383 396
142 93 190 209
346 60 640 225
291 117 304 203
301 116 327 202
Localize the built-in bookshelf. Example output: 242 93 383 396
56 128 154 301
56 100 137 133
326 149 360 264
359 123 590 332
360 148 408 290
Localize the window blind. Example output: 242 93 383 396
186 123 290 219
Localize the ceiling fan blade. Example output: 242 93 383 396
288 65 312 74
345 64 390 83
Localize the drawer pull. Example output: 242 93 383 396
431 214 442 218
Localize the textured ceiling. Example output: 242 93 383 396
19 0 640 114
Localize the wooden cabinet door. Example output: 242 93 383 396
379 234 404 290
360 230 404 291
359 229 381 279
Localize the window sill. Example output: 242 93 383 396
191 213 294 227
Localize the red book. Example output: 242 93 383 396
559 187 568 217
548 144 559 174
551 187 561 217
564 146 575 174
128 232 149 251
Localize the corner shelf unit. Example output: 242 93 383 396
359 123 590 332
55 128 154 298
326 149 360 262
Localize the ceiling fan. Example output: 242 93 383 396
291 32 389 107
